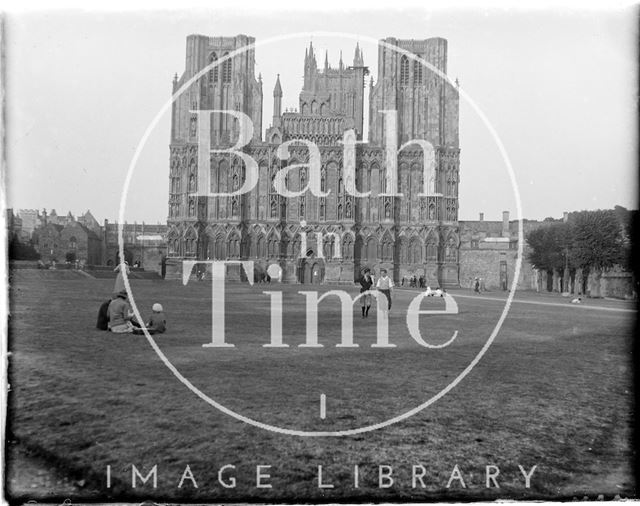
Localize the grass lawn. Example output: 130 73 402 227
5 273 636 502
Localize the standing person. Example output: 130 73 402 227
376 268 394 312
113 261 130 293
359 268 374 318
474 277 480 293
160 256 167 280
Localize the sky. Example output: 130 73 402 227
3 4 638 224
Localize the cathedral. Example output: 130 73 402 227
166 34 460 286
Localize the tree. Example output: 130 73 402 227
570 210 624 272
526 221 573 290
8 233 41 261
569 209 625 295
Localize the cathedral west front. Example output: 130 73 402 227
166 34 461 286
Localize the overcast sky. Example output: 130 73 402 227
4 5 637 224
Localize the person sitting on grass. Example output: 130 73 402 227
96 295 116 330
107 290 135 334
133 303 167 335
571 297 582 304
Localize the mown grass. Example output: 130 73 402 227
5 275 636 502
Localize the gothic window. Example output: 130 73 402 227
228 234 240 258
338 177 343 194
381 169 387 194
299 197 305 218
320 169 326 192
413 58 423 85
400 55 409 85
189 174 196 192
257 236 266 258
209 52 218 83
232 174 239 190
384 200 391 219
189 116 197 137
366 237 377 260
218 159 229 193
300 168 307 190
291 238 301 259
185 228 197 257
445 237 457 262
270 198 277 218
399 240 408 263
337 204 343 220
188 198 195 217
381 236 393 261
268 236 279 258
428 203 436 220
319 199 326 221
410 239 422 263
426 242 437 261
311 100 317 114
342 235 353 260
222 53 231 83
213 235 225 259
69 237 77 250
346 200 352 219
231 199 238 217
323 236 335 259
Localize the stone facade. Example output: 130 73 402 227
29 210 167 270
35 221 102 265
459 211 541 291
102 220 167 271
167 35 461 286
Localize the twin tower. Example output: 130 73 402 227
167 34 461 287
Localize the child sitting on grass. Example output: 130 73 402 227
133 303 166 335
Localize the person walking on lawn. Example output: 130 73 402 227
376 268 394 312
359 268 374 318
113 261 130 294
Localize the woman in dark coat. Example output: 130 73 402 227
359 268 374 318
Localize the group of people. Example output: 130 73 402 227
358 268 395 318
473 277 486 293
358 268 448 318
96 261 167 335
401 275 427 288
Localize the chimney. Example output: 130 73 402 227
479 212 484 221
502 211 510 237
563 211 568 223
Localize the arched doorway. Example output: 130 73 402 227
312 263 322 284
303 262 312 284
299 248 324 284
